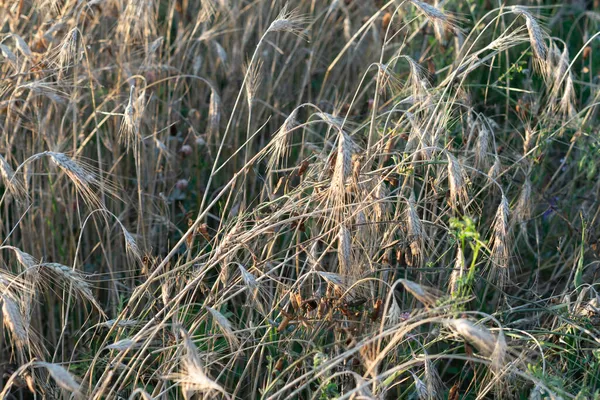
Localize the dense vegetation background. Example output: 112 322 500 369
0 0 599 398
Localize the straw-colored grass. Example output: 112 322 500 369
1 0 599 398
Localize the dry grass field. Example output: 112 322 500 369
1 0 599 398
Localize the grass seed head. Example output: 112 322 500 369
511 7 549 77
475 125 490 170
1 295 28 351
400 279 438 307
446 152 468 209
0 44 18 70
407 192 423 262
386 295 403 327
411 371 429 399
402 56 431 100
245 60 263 108
330 126 354 205
268 5 309 38
120 85 139 151
206 307 239 348
10 247 38 270
490 195 510 285
208 89 222 140
12 34 32 57
39 263 105 316
177 327 231 399
448 319 507 371
488 156 502 181
409 0 457 44
47 152 103 208
337 224 352 276
268 108 298 171
515 176 532 225
449 246 465 295
37 362 81 394
121 225 142 264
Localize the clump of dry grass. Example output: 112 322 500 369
0 0 597 398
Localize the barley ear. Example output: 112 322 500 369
206 306 240 348
37 362 82 394
1 294 28 352
446 152 468 209
0 154 27 202
490 195 510 287
337 225 352 276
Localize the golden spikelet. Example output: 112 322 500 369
267 5 309 39
337 224 352 276
399 279 439 308
446 152 468 209
0 154 27 202
208 89 221 141
510 7 549 78
407 192 423 264
448 319 506 371
206 307 240 348
38 263 106 317
449 246 465 295
1 294 28 351
267 108 299 172
177 327 231 400
490 195 510 286
475 125 490 171
37 362 82 394
409 0 457 43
